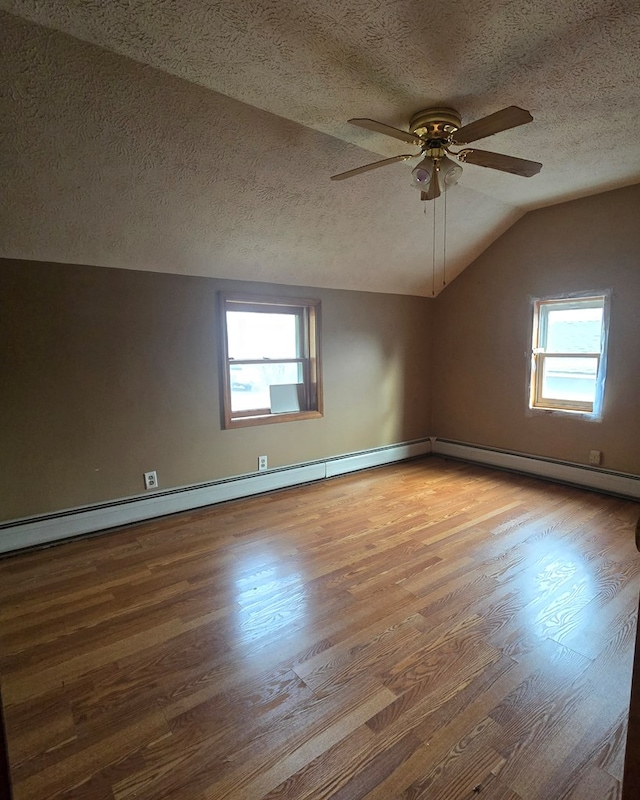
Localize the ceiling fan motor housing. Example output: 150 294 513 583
409 107 461 143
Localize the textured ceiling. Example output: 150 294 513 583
1 0 640 295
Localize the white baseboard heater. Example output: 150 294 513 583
0 439 431 554
2 438 639 555
432 438 640 501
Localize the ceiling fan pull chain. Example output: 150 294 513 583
443 189 447 288
432 191 437 297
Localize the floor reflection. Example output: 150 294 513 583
231 550 308 644
526 541 596 641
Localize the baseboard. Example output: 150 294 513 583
325 440 430 477
432 439 640 500
5 436 636 555
0 439 431 554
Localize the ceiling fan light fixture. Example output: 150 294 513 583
439 154 463 189
412 154 462 198
411 156 435 188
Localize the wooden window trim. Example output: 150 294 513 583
219 292 323 430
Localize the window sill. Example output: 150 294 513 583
527 405 602 422
225 409 323 429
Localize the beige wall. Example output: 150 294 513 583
432 183 640 475
0 259 432 521
3 184 639 522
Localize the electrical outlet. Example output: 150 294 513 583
144 470 158 489
589 450 602 466
258 455 268 472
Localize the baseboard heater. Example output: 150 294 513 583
432 439 640 501
0 439 432 554
3 438 639 555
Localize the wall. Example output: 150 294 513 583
432 183 640 475
0 259 432 521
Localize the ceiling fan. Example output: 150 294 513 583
331 106 542 200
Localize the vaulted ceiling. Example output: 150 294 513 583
2 0 639 295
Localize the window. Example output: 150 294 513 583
219 293 322 428
530 294 609 415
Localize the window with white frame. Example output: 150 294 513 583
219 293 322 429
530 295 609 415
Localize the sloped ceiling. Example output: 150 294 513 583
1 0 639 296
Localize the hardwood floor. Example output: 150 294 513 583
0 457 639 800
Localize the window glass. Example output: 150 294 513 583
226 311 299 360
540 356 599 404
544 307 603 353
230 362 303 413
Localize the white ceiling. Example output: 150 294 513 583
2 0 640 295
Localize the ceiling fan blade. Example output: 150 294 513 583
330 154 414 181
420 191 429 201
452 106 533 145
457 148 542 177
348 118 423 146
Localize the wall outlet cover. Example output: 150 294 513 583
144 471 158 489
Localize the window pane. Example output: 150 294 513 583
541 357 599 403
544 307 603 354
230 362 303 412
227 311 299 360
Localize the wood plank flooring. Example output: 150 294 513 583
0 457 639 800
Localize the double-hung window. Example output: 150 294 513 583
530 294 608 415
219 293 322 428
